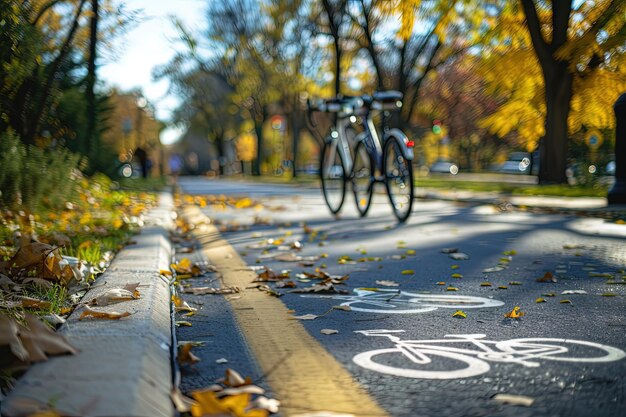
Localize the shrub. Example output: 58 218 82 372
0 131 82 211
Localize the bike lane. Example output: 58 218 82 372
178 177 626 417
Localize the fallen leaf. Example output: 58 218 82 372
292 314 319 320
483 266 504 273
449 253 469 260
535 298 546 303
536 271 557 283
441 248 458 254
504 306 525 319
451 265 460 270
18 314 78 362
176 321 193 327
509 281 522 285
250 396 280 414
223 368 252 387
376 280 399 287
451 273 463 279
560 299 572 304
480 282 492 287
493 394 534 407
401 270 415 275
436 281 446 285
589 272 613 278
542 292 556 297
78 305 131 320
333 305 351 311
601 293 618 297
90 288 137 306
452 310 467 318
561 290 587 295
406 249 416 255
216 358 229 364
320 329 339 335
179 342 201 365
498 286 508 289
446 286 459 291
502 250 517 256
19 296 52 310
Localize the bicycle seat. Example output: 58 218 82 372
373 90 403 103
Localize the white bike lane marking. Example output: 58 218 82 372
352 330 626 380
300 288 504 314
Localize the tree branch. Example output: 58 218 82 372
520 0 552 65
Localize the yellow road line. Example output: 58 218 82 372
182 205 389 417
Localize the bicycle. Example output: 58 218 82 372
351 91 415 222
353 330 626 379
307 96 362 214
300 288 504 314
307 91 415 222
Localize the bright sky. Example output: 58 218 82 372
99 0 206 145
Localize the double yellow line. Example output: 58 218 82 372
182 205 389 417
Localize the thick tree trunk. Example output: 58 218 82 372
539 63 572 184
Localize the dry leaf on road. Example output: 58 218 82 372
536 272 557 283
376 280 399 287
504 306 525 319
320 329 339 335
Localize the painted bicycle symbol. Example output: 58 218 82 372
353 330 626 379
300 288 504 314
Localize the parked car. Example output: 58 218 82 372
429 159 459 175
497 152 533 174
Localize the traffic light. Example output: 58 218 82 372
432 119 442 135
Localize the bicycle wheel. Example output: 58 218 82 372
320 139 347 214
383 135 414 222
496 338 626 363
353 347 490 379
352 140 374 217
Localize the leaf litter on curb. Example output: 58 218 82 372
78 305 131 320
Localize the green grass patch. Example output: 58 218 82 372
414 177 608 198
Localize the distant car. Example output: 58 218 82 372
497 152 532 174
429 159 459 175
606 160 615 176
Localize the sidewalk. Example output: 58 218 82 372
2 192 175 417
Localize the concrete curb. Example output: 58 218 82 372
2 192 175 417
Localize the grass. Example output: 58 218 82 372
414 176 609 198
0 174 161 325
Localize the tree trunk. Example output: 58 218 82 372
85 0 99 157
538 62 572 184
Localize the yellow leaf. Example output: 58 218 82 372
498 286 508 289
406 249 416 255
509 281 522 285
436 281 446 285
452 310 467 318
505 306 525 319
160 269 172 276
560 299 572 304
401 270 415 275
112 218 124 229
503 250 517 256
535 298 546 303
480 282 492 287
451 265 460 269
601 293 617 297
446 286 459 291
451 273 463 279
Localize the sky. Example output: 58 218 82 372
98 0 206 145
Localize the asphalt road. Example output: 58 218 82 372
175 176 626 417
